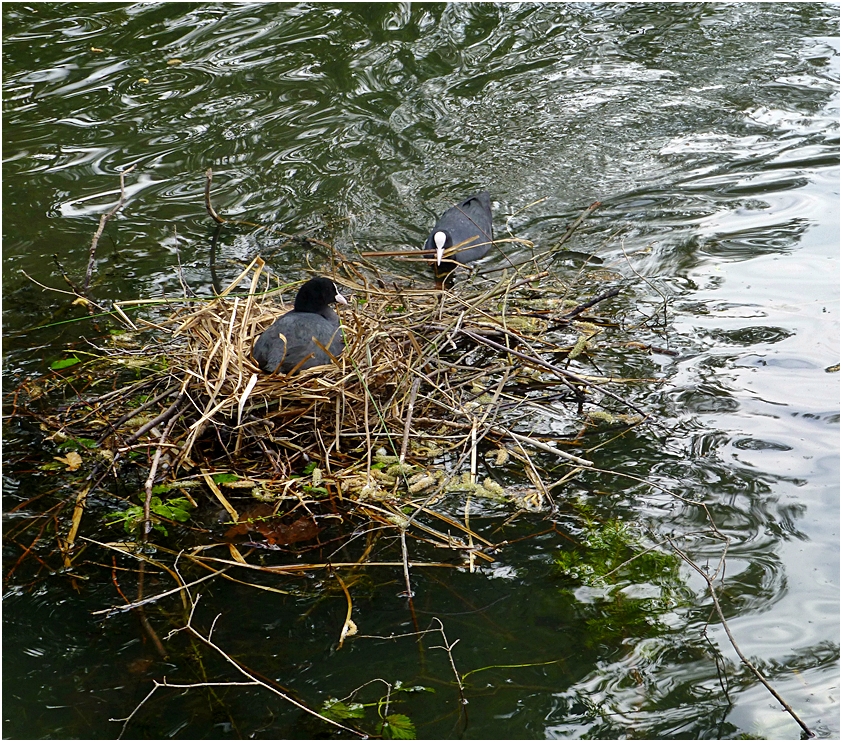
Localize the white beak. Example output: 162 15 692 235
334 286 348 305
434 231 447 266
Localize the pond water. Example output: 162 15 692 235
2 2 839 739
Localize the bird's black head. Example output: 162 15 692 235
294 277 347 313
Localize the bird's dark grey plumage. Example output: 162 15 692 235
424 191 493 278
253 277 346 374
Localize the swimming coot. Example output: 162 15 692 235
424 191 493 279
253 277 347 374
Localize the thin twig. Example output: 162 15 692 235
666 536 814 738
204 168 225 225
399 529 414 599
551 200 601 251
85 164 137 295
176 597 366 736
399 377 421 464
96 383 181 446
143 411 180 536
120 390 187 449
561 287 621 320
429 618 466 703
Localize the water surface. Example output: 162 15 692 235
3 3 839 739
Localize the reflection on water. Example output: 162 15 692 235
3 2 839 739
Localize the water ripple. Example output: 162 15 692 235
2 4 838 739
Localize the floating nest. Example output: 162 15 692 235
17 219 662 563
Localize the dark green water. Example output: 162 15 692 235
3 3 839 739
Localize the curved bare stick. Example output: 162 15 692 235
666 536 814 738
204 168 226 224
204 168 266 229
142 411 181 537
121 391 186 448
85 164 137 295
180 600 366 737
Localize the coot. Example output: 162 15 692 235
253 277 347 374
424 191 493 279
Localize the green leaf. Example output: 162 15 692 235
212 473 240 484
150 496 195 523
302 461 318 475
50 357 81 370
371 462 387 470
382 713 416 739
397 685 434 695
156 505 188 522
105 504 145 534
58 437 98 451
107 494 195 535
302 485 328 496
169 496 194 510
320 698 366 721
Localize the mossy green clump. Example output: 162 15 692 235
585 410 645 427
568 334 590 360
385 462 420 478
373 449 400 465
553 503 689 647
555 517 678 588
440 471 508 501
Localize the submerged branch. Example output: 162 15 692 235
85 164 137 296
667 536 814 739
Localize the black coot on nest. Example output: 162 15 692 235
424 191 493 281
253 276 347 374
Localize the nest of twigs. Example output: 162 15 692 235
173 257 610 495
22 217 659 557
